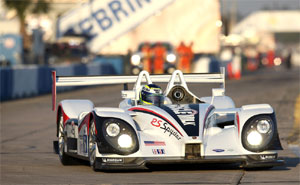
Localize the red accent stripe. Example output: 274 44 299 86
61 108 70 127
52 71 56 111
236 112 240 137
79 114 90 133
78 113 97 136
129 107 183 136
93 113 98 135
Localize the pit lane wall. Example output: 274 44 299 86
0 62 117 101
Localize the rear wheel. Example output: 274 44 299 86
58 111 74 165
89 119 100 171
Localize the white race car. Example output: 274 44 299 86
52 68 283 171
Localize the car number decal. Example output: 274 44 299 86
161 104 200 136
166 104 198 126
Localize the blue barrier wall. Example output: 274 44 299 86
92 56 123 75
0 62 117 101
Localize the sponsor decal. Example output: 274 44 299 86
151 118 163 127
152 149 165 155
212 149 225 152
129 107 183 137
167 104 198 126
260 155 276 160
144 141 166 146
150 118 182 140
160 122 182 140
102 158 124 163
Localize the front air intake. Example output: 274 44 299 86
185 144 201 159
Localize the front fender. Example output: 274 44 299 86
57 99 94 137
238 104 282 152
59 100 94 119
92 108 139 155
238 104 274 129
94 107 137 130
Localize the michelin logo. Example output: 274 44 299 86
102 158 124 163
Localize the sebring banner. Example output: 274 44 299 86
57 0 174 53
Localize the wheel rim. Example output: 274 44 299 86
58 114 64 157
89 121 96 166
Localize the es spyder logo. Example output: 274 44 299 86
151 118 182 140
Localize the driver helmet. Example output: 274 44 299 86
139 84 164 105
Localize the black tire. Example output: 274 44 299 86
58 111 74 165
89 119 100 171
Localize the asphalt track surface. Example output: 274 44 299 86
1 66 299 185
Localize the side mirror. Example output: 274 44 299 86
121 90 136 99
212 88 225 97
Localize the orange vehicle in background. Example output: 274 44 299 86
176 42 194 73
130 42 176 74
152 42 166 74
141 42 152 72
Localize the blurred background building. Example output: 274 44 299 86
1 0 299 101
0 0 299 72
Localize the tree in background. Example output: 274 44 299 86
4 0 50 50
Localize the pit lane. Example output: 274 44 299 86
1 66 299 185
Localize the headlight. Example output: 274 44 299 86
257 120 271 134
166 53 176 63
118 134 133 148
131 55 141 65
106 123 120 137
247 131 262 146
242 116 275 152
99 118 139 155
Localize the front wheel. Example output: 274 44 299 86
89 119 100 171
58 111 74 165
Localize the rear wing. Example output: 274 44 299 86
52 68 225 111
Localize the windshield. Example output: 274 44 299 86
143 94 164 106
